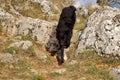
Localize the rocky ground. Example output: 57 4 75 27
0 0 120 80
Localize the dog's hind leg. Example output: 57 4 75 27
56 46 64 65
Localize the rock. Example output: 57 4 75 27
31 0 53 15
78 6 89 17
69 60 78 65
77 77 86 80
30 68 48 75
0 7 56 45
76 6 120 56
109 68 120 80
51 68 66 74
9 40 33 50
0 53 19 64
30 69 40 75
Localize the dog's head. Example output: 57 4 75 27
69 5 76 12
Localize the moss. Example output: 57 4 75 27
0 62 5 69
88 7 99 15
74 15 87 30
2 47 17 54
32 74 45 80
1 40 14 53
21 35 33 40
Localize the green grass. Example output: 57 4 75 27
74 16 87 30
32 74 45 80
64 50 118 80
102 56 120 67
50 72 61 77
11 0 47 20
2 47 17 54
0 39 14 53
79 51 118 79
0 0 45 20
0 62 5 69
0 0 119 80
85 67 113 80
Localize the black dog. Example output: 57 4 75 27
56 5 76 65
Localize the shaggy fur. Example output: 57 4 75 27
56 5 76 65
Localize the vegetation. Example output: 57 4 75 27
32 74 45 80
97 0 109 6
0 32 118 79
0 0 119 80
74 16 87 30
62 50 118 80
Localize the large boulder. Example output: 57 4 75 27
76 6 120 56
0 7 56 45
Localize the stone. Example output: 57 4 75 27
31 0 53 15
77 77 86 80
76 6 120 56
0 53 19 64
0 7 56 45
51 68 66 74
9 40 33 50
78 6 89 17
69 60 78 65
31 69 39 74
109 68 120 80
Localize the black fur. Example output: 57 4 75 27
56 5 76 65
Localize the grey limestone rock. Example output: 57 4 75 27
110 68 120 80
9 40 33 50
31 0 53 15
76 6 120 56
0 7 56 45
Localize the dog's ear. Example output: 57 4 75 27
70 5 76 12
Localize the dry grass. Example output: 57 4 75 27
0 34 119 80
0 0 119 80
61 50 118 80
88 6 99 15
74 16 87 30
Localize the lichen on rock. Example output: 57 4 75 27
76 6 120 56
